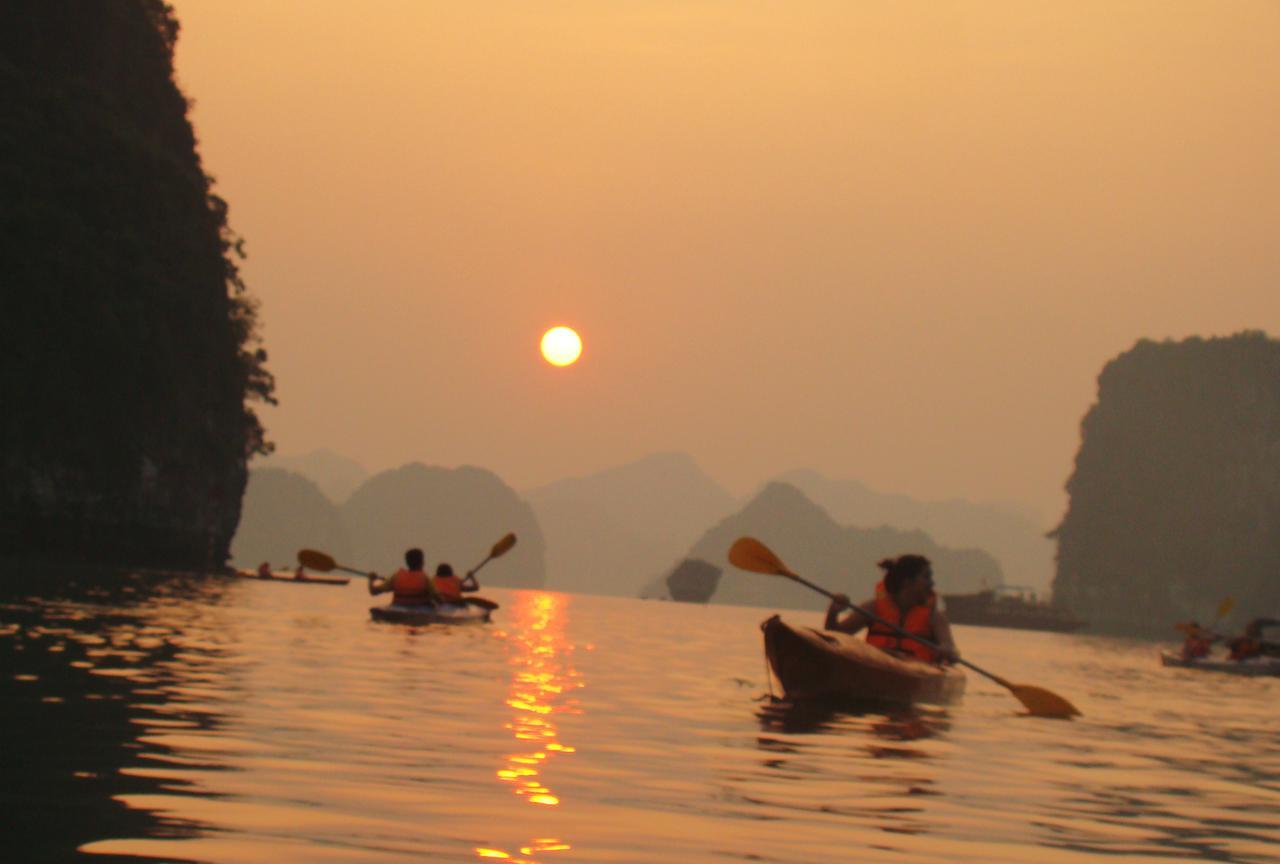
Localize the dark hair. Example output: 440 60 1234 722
435 563 454 577
878 554 932 595
405 548 425 570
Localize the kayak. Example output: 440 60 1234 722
370 602 492 626
233 569 349 586
762 615 966 705
1159 651 1280 677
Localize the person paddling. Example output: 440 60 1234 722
824 554 960 664
257 561 272 580
432 562 479 604
1226 617 1280 661
1178 622 1220 660
367 548 441 606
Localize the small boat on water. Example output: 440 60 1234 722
761 615 965 705
370 603 492 626
942 586 1085 633
1159 651 1280 677
233 569 349 586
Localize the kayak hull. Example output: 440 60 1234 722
370 603 492 626
762 615 965 705
234 569 349 586
1159 651 1280 677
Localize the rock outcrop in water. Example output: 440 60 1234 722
260 449 368 505
343 463 546 588
682 482 1003 610
230 469 349 570
1052 332 1280 636
0 2 273 569
641 558 723 602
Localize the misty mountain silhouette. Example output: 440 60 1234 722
231 468 350 568
773 468 1054 592
343 463 546 588
260 449 369 505
675 482 1003 611
525 452 737 596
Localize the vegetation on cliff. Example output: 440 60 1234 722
0 1 273 567
1052 332 1280 635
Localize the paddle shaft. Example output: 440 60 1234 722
791 571 1013 688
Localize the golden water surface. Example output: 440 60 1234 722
1 569 1276 863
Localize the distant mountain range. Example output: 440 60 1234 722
660 482 1004 611
258 449 369 504
524 452 738 597
771 468 1054 592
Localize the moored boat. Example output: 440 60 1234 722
1159 651 1280 677
942 586 1085 633
233 568 349 586
762 615 965 705
370 602 492 626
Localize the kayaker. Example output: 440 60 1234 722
1227 617 1280 661
1177 622 1219 660
432 563 479 603
256 562 272 579
824 554 960 664
367 548 441 606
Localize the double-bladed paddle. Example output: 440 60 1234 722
727 536 1081 719
297 546 504 611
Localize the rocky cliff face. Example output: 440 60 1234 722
1052 332 1280 635
0 1 273 569
342 464 547 588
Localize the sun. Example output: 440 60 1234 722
540 326 582 367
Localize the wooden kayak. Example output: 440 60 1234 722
762 615 966 705
233 569 350 586
1159 651 1280 677
370 602 492 625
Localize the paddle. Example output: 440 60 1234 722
297 549 370 577
1175 596 1235 635
468 532 517 578
727 536 1081 719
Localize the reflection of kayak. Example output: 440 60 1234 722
233 569 349 586
370 603 492 625
762 615 965 705
1159 651 1280 677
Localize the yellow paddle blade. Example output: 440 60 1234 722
1216 596 1236 620
491 533 518 558
1009 683 1081 719
728 537 795 577
297 549 337 572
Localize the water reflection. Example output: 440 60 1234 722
477 592 581 863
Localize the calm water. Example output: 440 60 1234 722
2 568 1277 863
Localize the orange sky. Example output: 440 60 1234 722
168 1 1280 523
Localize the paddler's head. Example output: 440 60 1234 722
435 563 454 577
404 548 425 571
879 555 934 607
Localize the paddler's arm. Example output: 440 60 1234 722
367 572 392 596
461 571 480 592
824 594 874 634
932 609 960 664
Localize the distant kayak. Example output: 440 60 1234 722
762 615 965 705
370 603 492 626
233 569 349 586
1159 651 1280 677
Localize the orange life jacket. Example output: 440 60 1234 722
1182 636 1213 659
391 568 433 605
434 574 464 602
866 579 937 662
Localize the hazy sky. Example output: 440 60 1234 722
168 1 1280 524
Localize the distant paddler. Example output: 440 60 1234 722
367 548 442 606
1227 618 1280 662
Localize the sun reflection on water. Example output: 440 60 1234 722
477 592 581 863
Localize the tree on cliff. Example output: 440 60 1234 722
1052 332 1280 635
0 1 274 567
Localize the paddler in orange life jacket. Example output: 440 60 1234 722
367 547 442 606
1177 621 1219 660
824 554 960 664
432 563 479 604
